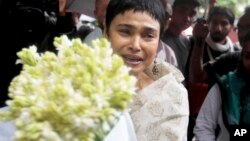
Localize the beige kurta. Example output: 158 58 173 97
130 60 189 141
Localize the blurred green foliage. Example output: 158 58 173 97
199 0 249 19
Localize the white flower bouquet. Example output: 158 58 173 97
0 36 136 141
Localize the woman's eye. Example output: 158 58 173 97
118 29 131 36
142 33 156 40
146 34 154 38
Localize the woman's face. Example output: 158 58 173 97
243 41 250 74
106 10 160 75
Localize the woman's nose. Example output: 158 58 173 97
129 36 141 51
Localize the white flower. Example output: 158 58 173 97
0 36 137 141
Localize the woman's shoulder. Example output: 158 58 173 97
144 58 184 83
140 59 187 100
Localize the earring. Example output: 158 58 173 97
152 59 159 75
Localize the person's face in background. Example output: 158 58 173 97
160 0 171 31
164 4 172 31
59 0 67 15
106 10 160 75
94 0 110 30
243 41 250 74
208 15 232 43
171 4 198 31
237 14 250 47
58 0 81 26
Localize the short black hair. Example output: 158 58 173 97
173 0 200 7
105 0 165 36
244 6 250 14
207 6 235 25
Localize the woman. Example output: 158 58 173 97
105 0 189 140
194 31 250 141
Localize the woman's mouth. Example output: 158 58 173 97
123 55 143 66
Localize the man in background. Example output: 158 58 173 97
161 0 200 79
83 0 110 45
94 0 110 30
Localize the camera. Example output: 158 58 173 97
14 0 59 13
8 0 59 47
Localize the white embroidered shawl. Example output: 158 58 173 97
130 60 189 141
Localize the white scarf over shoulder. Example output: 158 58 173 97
130 59 189 141
205 33 234 52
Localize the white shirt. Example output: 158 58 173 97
194 84 230 141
